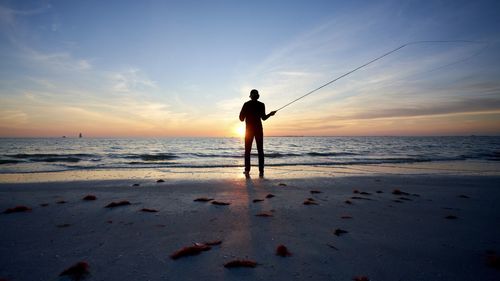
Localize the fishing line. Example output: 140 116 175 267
275 40 486 112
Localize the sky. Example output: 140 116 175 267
0 0 499 137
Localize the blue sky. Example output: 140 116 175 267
1 0 499 136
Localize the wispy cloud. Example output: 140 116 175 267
0 109 28 126
28 50 93 71
0 4 49 26
110 68 157 93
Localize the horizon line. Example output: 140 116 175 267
0 134 499 139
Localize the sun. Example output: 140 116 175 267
234 123 245 138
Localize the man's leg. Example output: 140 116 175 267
255 130 264 175
244 129 254 173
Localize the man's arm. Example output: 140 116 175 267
261 104 276 121
262 111 276 120
239 104 246 122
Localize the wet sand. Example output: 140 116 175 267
0 175 499 280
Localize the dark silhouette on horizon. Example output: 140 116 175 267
239 89 276 177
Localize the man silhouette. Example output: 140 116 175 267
239 89 276 177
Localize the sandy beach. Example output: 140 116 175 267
2 0 500 280
1 172 499 281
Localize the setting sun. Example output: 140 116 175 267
234 123 245 138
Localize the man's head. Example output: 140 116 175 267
250 89 259 100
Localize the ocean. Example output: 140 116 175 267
0 136 499 174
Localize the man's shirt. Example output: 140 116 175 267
240 100 266 130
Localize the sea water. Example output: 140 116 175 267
0 136 499 174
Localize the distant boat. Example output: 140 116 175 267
62 136 66 138
79 133 82 138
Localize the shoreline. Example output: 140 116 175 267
1 160 500 184
1 174 499 280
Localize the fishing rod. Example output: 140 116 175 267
275 40 485 112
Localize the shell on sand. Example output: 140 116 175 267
276 244 292 257
82 195 97 201
194 197 214 202
212 201 231 206
170 244 211 260
224 260 258 268
4 206 32 214
105 201 131 208
59 261 90 280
